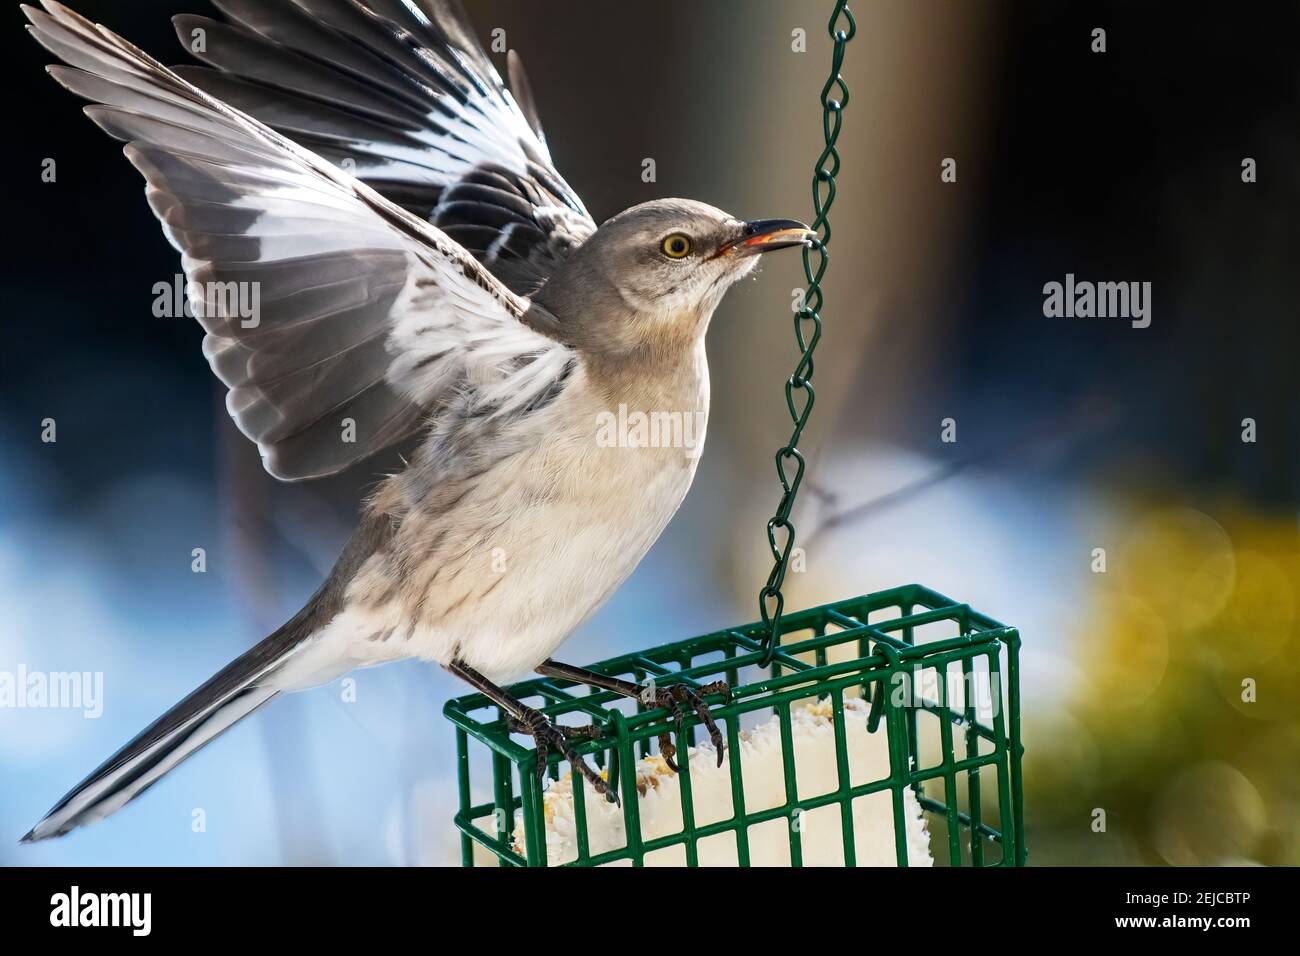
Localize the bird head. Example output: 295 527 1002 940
533 199 812 357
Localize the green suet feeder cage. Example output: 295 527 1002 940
446 1 1025 867
446 585 1026 867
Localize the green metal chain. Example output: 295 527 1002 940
758 1 856 667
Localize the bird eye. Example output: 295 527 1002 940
661 234 692 259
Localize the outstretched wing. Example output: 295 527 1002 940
171 0 597 295
26 0 572 481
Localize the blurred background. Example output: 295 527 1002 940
1 0 1297 866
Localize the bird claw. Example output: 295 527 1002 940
509 710 619 806
647 681 730 772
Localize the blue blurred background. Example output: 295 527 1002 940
2 0 1297 865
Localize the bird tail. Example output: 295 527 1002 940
21 622 308 843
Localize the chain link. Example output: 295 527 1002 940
757 1 856 667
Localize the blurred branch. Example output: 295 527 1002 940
804 390 1124 548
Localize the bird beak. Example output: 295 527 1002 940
721 219 815 257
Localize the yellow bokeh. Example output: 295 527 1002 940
1118 507 1235 630
1202 550 1295 668
1079 594 1168 709
1029 496 1300 865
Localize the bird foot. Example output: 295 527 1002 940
508 710 618 806
641 681 732 772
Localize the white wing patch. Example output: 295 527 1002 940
387 272 572 418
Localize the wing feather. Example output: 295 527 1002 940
175 0 597 294
26 0 573 481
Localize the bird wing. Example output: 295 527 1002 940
26 0 574 482
169 0 597 296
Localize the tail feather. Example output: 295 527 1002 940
21 631 302 843
20 507 384 843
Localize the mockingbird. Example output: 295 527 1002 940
21 0 812 842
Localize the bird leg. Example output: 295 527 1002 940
445 661 617 804
537 659 731 773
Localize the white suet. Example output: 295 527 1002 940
516 696 932 866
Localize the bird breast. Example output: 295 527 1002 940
341 343 712 682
